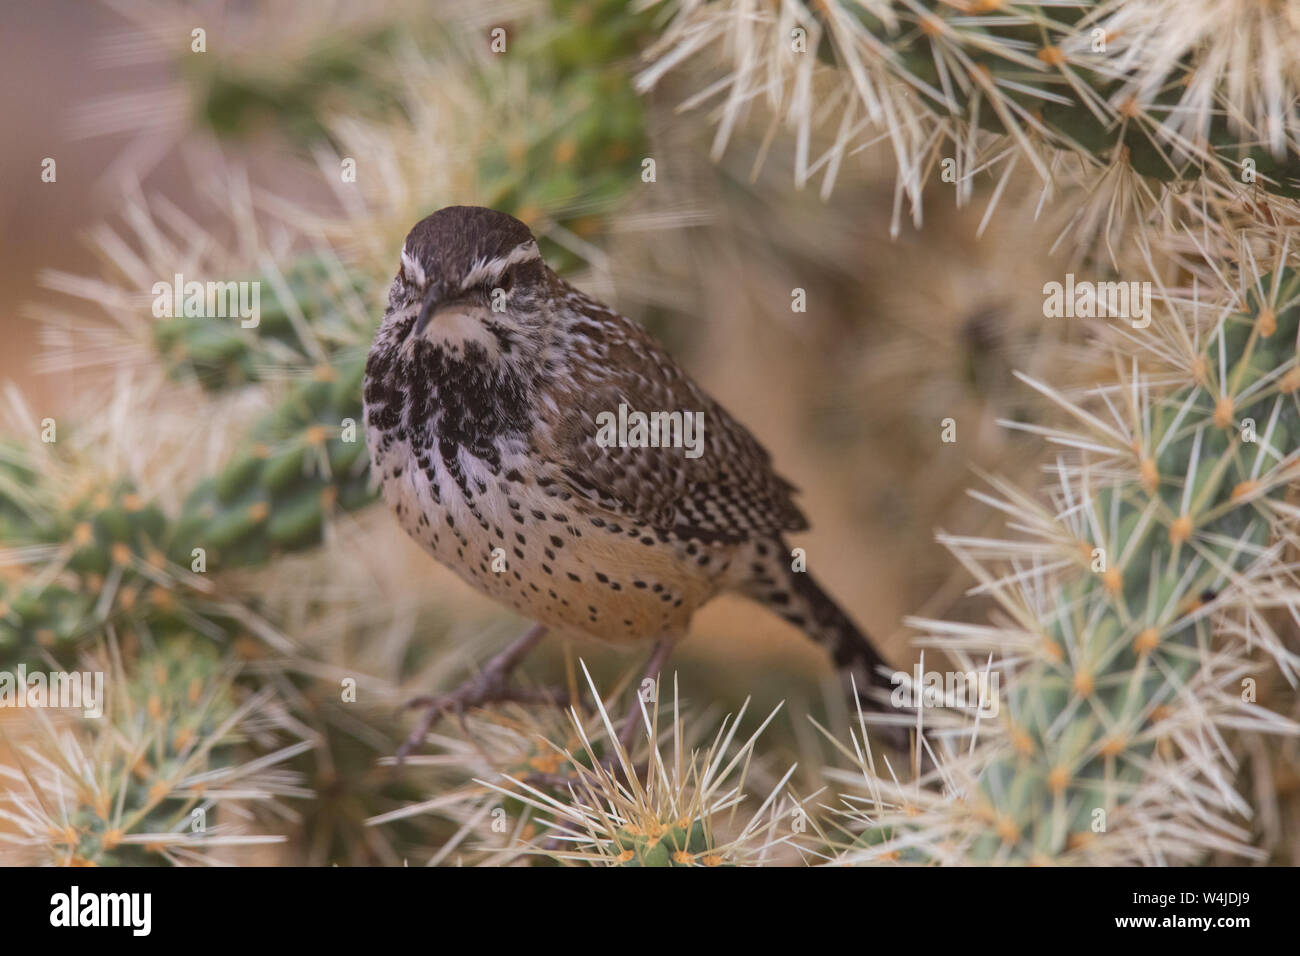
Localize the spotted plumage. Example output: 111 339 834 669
364 206 892 711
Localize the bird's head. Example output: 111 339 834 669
384 206 553 362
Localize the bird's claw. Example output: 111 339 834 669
396 668 509 763
395 670 570 763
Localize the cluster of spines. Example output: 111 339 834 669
1 480 186 665
0 345 375 665
843 270 1300 862
810 1 1300 194
3 640 302 866
612 817 723 866
152 256 371 392
173 356 372 563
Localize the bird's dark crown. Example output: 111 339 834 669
399 206 543 295
406 206 532 271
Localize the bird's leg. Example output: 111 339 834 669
616 635 677 753
397 623 555 761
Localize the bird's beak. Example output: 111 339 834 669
412 285 441 339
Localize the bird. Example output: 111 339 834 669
363 205 897 759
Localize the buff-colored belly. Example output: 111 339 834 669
374 440 724 644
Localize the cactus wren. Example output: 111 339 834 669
364 206 895 757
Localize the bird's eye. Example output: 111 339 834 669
398 250 423 287
497 269 515 293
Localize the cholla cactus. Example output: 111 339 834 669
372 666 798 866
821 255 1300 864
642 0 1300 250
0 639 309 865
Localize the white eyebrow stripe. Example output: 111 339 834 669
400 247 427 286
459 240 541 290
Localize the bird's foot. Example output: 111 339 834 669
396 669 568 763
395 623 553 763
